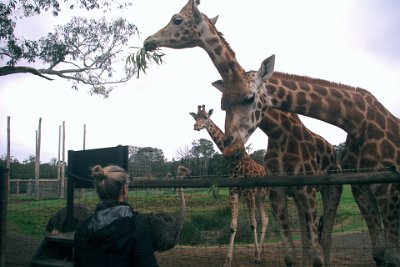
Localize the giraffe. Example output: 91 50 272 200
144 1 341 266
217 54 400 267
144 0 341 266
190 104 269 265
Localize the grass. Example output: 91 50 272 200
6 185 366 245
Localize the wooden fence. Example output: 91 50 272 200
127 169 400 189
8 179 66 199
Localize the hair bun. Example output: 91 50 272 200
91 165 106 180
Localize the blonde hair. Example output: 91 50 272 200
91 165 128 200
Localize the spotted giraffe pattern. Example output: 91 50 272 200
145 1 341 266
190 104 269 265
220 54 400 267
214 80 342 267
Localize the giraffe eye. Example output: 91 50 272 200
172 16 183 25
241 93 255 105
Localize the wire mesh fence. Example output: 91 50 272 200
5 170 396 266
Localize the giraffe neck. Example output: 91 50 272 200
199 16 245 81
204 119 250 166
205 120 225 153
265 72 399 136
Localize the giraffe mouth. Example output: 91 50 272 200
143 38 157 52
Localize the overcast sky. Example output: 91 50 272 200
1 0 400 163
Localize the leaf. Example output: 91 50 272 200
127 46 165 78
208 183 220 200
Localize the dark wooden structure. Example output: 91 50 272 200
30 145 129 267
0 166 9 267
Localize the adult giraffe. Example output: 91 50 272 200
217 54 400 267
190 104 270 265
144 1 341 266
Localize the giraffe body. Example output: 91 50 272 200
145 1 341 266
190 105 269 265
220 55 400 267
214 81 342 267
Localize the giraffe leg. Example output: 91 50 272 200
255 190 269 252
375 183 400 267
269 188 296 267
292 186 324 267
224 190 239 267
351 185 385 267
245 191 262 264
319 184 343 267
294 200 310 267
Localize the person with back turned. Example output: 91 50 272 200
73 165 159 267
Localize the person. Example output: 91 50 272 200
73 165 159 267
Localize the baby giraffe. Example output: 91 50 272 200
190 104 269 265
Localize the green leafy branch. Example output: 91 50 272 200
208 182 220 200
126 46 165 78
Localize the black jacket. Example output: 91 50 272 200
73 201 159 267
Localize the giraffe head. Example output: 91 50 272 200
144 0 218 51
212 54 276 149
189 104 245 160
189 105 213 131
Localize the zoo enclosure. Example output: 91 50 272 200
3 145 400 267
127 168 400 188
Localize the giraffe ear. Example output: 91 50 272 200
211 80 225 93
209 15 219 25
189 112 196 119
209 109 214 116
192 0 202 24
257 54 275 86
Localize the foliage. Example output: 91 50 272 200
128 146 167 178
0 0 138 97
208 153 230 177
208 183 220 199
191 138 215 159
126 46 165 78
333 142 346 160
0 154 57 180
250 149 266 165
189 138 215 177
7 186 366 245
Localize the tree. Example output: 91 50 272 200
250 149 266 166
0 0 138 97
190 138 215 177
129 146 166 178
208 152 230 177
333 142 346 160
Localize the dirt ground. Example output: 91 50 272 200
5 232 376 267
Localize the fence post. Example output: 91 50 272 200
0 166 10 267
60 121 66 198
35 118 42 200
65 150 75 231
